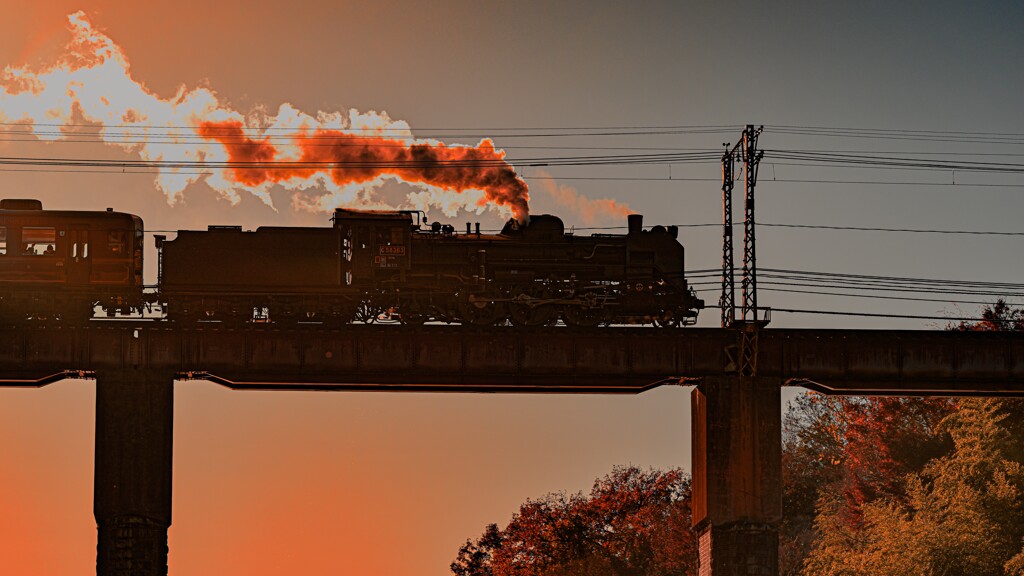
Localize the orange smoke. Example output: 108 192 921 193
533 169 633 225
0 11 532 220
197 122 530 221
1 11 633 225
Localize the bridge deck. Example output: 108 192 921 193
1 324 1022 395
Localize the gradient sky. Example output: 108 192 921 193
1 1 1023 574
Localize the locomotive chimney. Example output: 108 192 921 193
475 223 481 237
628 214 643 234
466 222 472 235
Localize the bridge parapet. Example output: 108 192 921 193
1 325 1022 395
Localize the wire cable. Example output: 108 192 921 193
703 304 1004 323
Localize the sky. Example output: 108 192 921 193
0 1 1023 574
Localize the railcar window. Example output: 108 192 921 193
107 230 126 254
22 227 56 256
0 226 6 255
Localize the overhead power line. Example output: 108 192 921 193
701 304 1004 323
759 268 1024 290
575 223 1024 236
2 167 1019 190
0 151 722 170
767 124 1024 138
765 150 1024 174
0 123 741 140
692 285 1023 307
686 268 1024 300
767 307 1000 323
766 125 1024 145
757 223 1024 236
0 120 741 131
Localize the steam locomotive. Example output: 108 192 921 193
0 199 704 327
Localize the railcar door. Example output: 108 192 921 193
67 226 91 285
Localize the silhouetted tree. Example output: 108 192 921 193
954 299 1024 332
452 466 695 576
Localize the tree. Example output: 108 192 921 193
792 300 1024 575
779 393 954 574
803 398 1024 576
954 299 1024 332
452 466 695 576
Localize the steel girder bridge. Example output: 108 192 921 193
2 323 1024 575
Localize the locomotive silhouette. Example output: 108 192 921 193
0 199 703 326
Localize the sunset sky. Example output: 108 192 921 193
1 1 1023 574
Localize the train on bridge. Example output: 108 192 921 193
0 199 703 327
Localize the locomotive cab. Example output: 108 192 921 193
332 209 413 286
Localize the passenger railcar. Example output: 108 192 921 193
0 199 145 321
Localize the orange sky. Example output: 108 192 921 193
0 6 688 573
0 380 691 575
1 2 1023 575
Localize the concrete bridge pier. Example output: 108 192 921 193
691 375 782 575
94 369 173 576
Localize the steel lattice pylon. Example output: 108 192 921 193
720 146 737 328
721 125 767 377
741 125 764 322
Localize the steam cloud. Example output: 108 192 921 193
197 122 530 220
0 12 634 225
533 169 633 225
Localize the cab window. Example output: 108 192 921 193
107 230 127 255
0 226 6 255
22 227 56 256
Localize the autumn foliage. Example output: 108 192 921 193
781 299 1024 575
451 466 695 576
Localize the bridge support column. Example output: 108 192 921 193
94 369 173 576
691 376 781 575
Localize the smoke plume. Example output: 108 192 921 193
0 12 530 219
533 169 634 225
197 122 530 220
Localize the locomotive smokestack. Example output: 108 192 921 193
628 214 643 234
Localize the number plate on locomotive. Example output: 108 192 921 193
379 245 406 256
